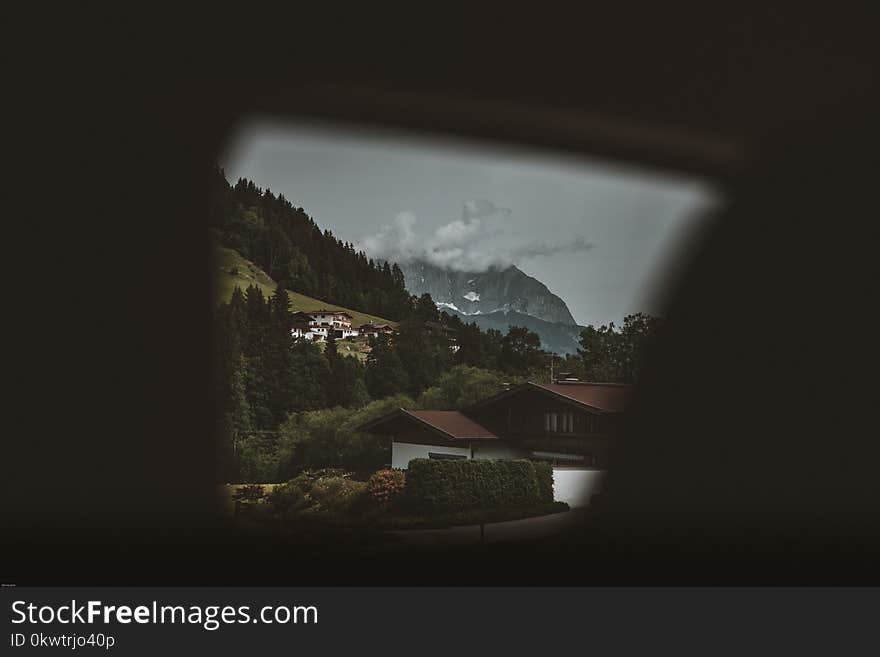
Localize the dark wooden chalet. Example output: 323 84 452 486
465 382 629 467
359 381 630 469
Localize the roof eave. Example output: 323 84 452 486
463 381 596 413
401 410 497 442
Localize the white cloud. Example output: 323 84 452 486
358 200 594 272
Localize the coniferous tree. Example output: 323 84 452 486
365 334 408 398
210 167 414 321
394 316 453 397
455 321 484 367
287 339 331 412
213 297 253 481
325 333 343 407
413 293 440 323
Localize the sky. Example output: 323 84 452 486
221 118 720 327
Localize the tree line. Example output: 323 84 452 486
213 281 557 481
214 280 658 481
209 167 412 321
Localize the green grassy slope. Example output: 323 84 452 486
214 244 397 328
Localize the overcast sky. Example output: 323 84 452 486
221 119 720 327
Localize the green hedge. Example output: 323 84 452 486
533 462 554 504
405 458 554 513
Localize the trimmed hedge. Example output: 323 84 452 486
405 458 554 513
534 462 554 504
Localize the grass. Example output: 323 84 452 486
213 243 397 328
324 338 370 363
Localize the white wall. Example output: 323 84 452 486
553 468 605 508
391 442 471 469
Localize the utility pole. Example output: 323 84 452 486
548 353 555 384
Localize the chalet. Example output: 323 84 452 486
358 380 630 506
290 311 395 342
291 310 360 341
359 322 394 338
311 310 353 330
333 327 360 340
290 311 314 339
291 311 313 326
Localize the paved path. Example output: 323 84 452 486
386 508 590 549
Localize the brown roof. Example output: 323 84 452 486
404 410 498 440
358 408 498 440
532 383 631 413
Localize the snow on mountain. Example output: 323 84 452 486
399 259 577 326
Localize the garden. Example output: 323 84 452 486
225 459 568 535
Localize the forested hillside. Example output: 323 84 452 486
209 167 411 321
214 242 397 328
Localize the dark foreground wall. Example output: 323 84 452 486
4 7 879 585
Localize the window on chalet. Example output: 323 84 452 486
428 452 467 461
544 411 576 433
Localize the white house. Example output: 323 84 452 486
311 310 353 330
291 310 362 342
334 328 360 339
358 381 629 508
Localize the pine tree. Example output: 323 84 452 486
365 334 409 398
325 332 343 407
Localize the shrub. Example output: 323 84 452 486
291 468 349 492
309 476 367 514
276 396 415 477
268 469 360 515
366 469 406 506
405 459 545 514
533 462 554 504
267 480 311 514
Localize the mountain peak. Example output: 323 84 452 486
399 259 577 326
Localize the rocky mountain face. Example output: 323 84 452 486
399 260 577 326
444 307 586 355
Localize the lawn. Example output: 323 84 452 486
323 338 370 363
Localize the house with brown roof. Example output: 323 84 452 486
311 309 354 329
290 310 363 341
359 322 395 338
358 380 631 506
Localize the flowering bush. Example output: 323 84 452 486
309 476 366 514
366 469 406 506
